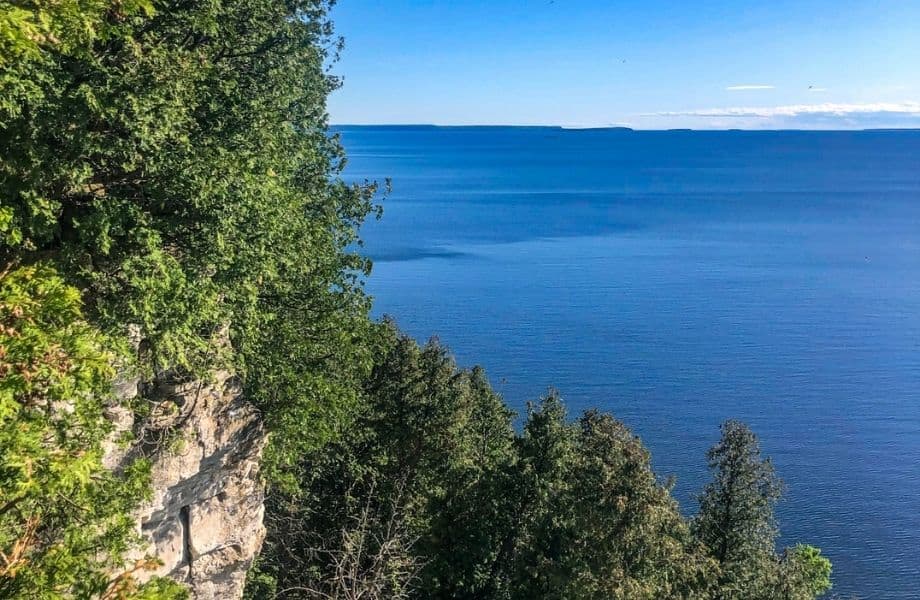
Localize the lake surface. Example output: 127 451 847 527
337 125 920 599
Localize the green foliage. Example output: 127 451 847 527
0 265 185 598
693 420 831 599
248 322 517 599
2 0 377 592
1 0 376 473
252 327 834 600
241 256 376 485
249 327 833 600
494 398 715 600
0 0 153 69
779 545 832 599
0 0 374 597
419 364 517 599
694 420 781 570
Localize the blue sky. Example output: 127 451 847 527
327 0 920 129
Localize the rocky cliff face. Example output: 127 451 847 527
105 367 267 599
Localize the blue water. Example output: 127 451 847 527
337 126 920 599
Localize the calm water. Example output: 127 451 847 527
337 126 920 599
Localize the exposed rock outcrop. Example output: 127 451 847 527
105 368 267 599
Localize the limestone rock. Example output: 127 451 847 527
108 369 267 599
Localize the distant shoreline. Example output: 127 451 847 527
332 124 920 133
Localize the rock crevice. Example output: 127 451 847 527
106 368 267 599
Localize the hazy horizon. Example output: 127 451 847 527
332 123 920 131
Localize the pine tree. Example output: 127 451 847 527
694 420 781 598
693 421 830 599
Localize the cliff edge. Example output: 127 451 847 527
105 368 266 599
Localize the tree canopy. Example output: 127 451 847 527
247 327 831 600
1 0 377 475
2 0 374 593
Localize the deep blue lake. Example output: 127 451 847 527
337 125 920 599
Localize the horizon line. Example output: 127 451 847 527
331 123 920 132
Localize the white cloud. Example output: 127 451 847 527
655 102 920 119
725 85 775 91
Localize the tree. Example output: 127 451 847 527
502 400 715 600
498 392 578 600
1 0 378 480
693 420 781 598
251 327 832 600
420 365 517 600
2 0 378 594
778 545 832 600
247 323 517 599
556 410 715 599
693 421 830 599
0 265 184 598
